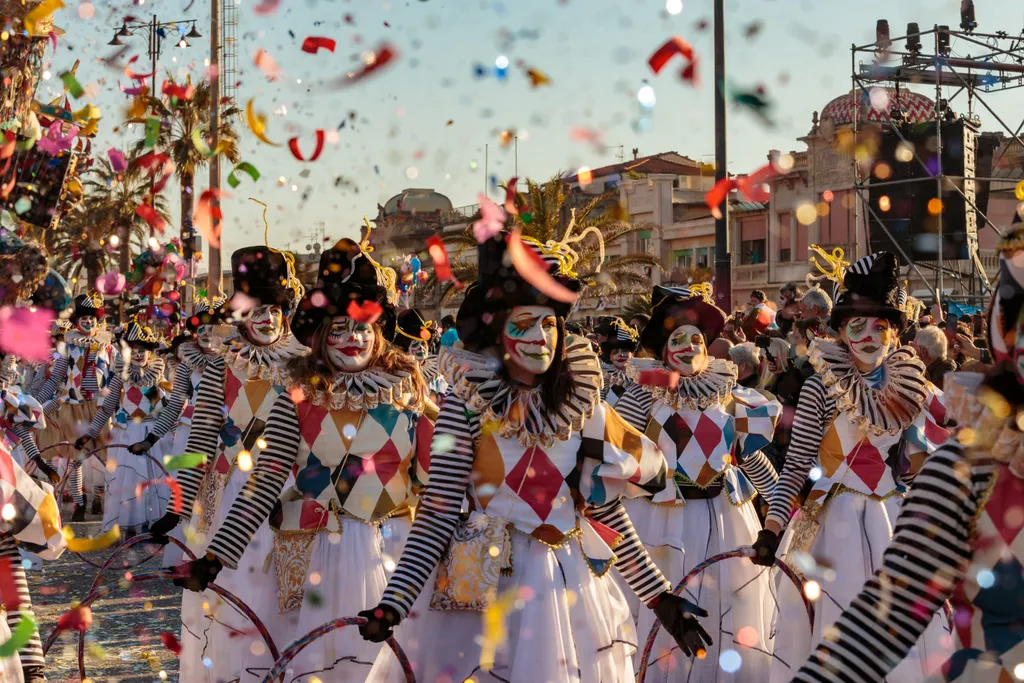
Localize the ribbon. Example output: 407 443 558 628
301 36 336 54
135 204 166 234
194 189 227 248
163 452 207 471
287 130 325 162
227 162 260 188
0 613 36 657
136 152 174 193
507 230 578 304
62 526 121 553
246 99 280 147
191 128 227 157
330 42 398 87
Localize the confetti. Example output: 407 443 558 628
107 148 127 173
507 230 578 304
288 130 326 162
301 36 337 54
0 132 15 161
191 128 228 157
481 590 518 671
137 478 183 514
246 99 281 147
63 526 121 553
648 36 699 86
161 80 194 100
0 613 36 657
35 121 79 156
136 203 167 234
346 300 383 325
227 162 261 188
0 306 55 362
330 42 398 87
524 66 551 87
426 235 457 284
119 82 147 96
254 49 282 82
0 558 22 611
124 55 155 82
160 632 182 655
59 71 84 98
252 0 280 14
136 152 175 193
94 272 127 296
473 194 506 243
56 606 93 633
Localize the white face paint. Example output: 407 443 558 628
408 339 429 362
841 316 896 372
196 325 217 351
244 305 284 346
610 348 633 370
129 347 151 368
76 316 97 335
664 324 709 376
502 305 559 377
325 316 376 373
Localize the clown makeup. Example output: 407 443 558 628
129 347 151 368
244 305 284 346
610 348 633 370
408 339 429 362
842 316 896 372
502 305 559 377
76 315 98 335
196 325 217 352
325 316 376 373
664 324 709 376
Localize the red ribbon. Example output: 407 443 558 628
331 42 397 87
301 36 336 54
161 80 194 100
124 55 155 81
135 204 167 234
648 37 695 75
426 235 455 283
288 130 326 162
136 152 174 194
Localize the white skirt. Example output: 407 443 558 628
397 531 637 683
624 496 775 683
102 421 170 533
159 422 190 568
770 493 953 682
0 617 23 683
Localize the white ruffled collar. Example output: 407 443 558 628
440 335 603 447
65 329 112 350
601 361 638 389
635 357 738 410
296 364 420 413
177 341 212 373
809 339 930 436
225 331 308 382
123 356 166 388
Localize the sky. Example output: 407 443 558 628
35 0 1024 270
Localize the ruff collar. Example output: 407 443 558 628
122 356 166 388
809 339 929 436
177 341 212 373
225 331 308 382
295 365 420 413
439 335 603 447
944 372 1024 478
601 361 638 389
0 355 17 390
635 357 738 410
421 355 440 385
65 329 112 351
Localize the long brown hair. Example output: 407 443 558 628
287 319 428 411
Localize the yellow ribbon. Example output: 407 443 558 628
245 99 281 147
808 244 849 286
63 525 120 553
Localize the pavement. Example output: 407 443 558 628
29 507 182 683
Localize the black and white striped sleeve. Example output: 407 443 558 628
206 392 299 569
38 356 67 415
10 424 40 462
176 358 226 519
614 383 652 433
86 371 122 439
766 376 830 529
793 445 984 682
381 393 479 618
588 499 671 603
739 451 779 497
147 363 190 443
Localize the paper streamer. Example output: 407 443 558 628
648 36 696 74
245 99 280 147
0 132 15 160
191 128 227 157
506 230 578 304
426 235 457 284
136 478 182 514
163 452 207 471
301 36 336 54
124 55 155 81
56 606 92 633
253 0 280 14
136 152 174 194
160 632 182 655
107 148 127 173
161 80 194 100
0 306 55 363
194 189 227 248
63 526 120 553
136 204 167 234
473 194 506 243
287 130 325 162
254 49 281 82
0 558 22 611
144 116 161 148
346 300 383 325
60 71 84 98
119 82 146 96
330 42 397 88
226 162 260 188
0 613 36 657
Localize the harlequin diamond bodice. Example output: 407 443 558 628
61 344 110 404
277 401 420 531
115 381 169 425
948 464 1024 679
214 364 279 475
810 388 948 502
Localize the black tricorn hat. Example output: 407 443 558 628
185 297 226 332
291 238 398 347
641 284 727 355
122 318 161 351
230 246 303 313
394 308 432 351
72 292 106 321
601 317 640 353
829 251 908 332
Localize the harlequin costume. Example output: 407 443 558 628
394 308 449 398
614 283 782 682
36 292 113 515
156 245 308 683
599 317 639 408
177 237 436 682
793 246 1024 682
761 252 952 682
358 230 710 683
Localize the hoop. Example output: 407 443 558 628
636 547 815 683
260 617 415 683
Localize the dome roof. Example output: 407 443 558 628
820 89 935 127
383 188 453 216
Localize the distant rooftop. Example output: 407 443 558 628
564 151 706 184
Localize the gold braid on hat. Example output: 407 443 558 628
609 317 639 343
521 209 606 279
396 309 433 343
688 282 714 304
249 197 306 305
807 244 850 292
360 216 399 305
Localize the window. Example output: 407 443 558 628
740 240 765 264
695 247 710 268
638 230 653 255
673 249 693 270
740 217 767 266
778 213 792 262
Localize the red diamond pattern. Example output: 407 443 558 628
662 413 693 459
693 414 723 457
224 369 242 412
847 439 885 491
126 386 144 406
505 446 563 521
296 402 327 450
369 439 401 484
981 465 1024 546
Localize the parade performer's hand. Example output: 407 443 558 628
73 435 90 451
28 456 61 486
358 604 401 643
173 554 222 592
128 436 155 455
149 512 180 544
751 527 780 567
649 592 712 657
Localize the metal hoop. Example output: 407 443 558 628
636 548 816 683
260 617 415 683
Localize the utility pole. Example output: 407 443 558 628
713 0 732 311
207 0 224 296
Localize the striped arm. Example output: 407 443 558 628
205 393 300 569
148 363 191 442
177 358 226 520
380 394 479 618
11 424 40 462
589 499 671 604
793 445 986 682
0 535 43 669
36 355 66 405
86 371 122 440
766 377 831 530
614 383 653 433
739 450 779 498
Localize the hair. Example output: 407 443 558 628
750 290 767 303
441 315 456 330
914 325 947 362
287 320 427 411
729 342 762 370
707 337 734 359
767 337 792 371
799 288 833 317
779 282 804 299
630 314 650 329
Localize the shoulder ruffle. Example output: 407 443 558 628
292 364 421 413
177 341 211 373
632 357 738 410
225 332 308 383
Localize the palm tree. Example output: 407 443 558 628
47 153 169 286
620 293 652 322
437 174 660 304
131 75 241 251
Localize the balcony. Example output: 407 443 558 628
734 263 768 285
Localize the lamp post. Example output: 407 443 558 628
107 16 201 277
713 0 732 312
